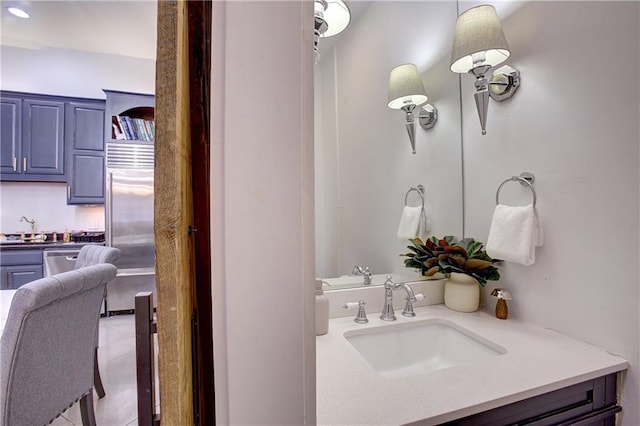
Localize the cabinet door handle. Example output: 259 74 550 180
23 157 27 171
67 185 71 200
4 272 8 288
12 157 17 172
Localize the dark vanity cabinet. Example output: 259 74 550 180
443 373 619 426
65 101 106 204
0 249 43 290
0 93 65 181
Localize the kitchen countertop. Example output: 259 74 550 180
0 241 103 250
316 304 628 425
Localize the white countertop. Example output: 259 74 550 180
316 304 628 425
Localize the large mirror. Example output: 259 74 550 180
314 1 463 290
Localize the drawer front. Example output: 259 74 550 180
0 249 43 266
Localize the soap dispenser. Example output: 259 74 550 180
315 280 329 335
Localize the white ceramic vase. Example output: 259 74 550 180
444 272 480 312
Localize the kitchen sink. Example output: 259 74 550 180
344 318 506 377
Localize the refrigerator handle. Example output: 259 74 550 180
107 171 114 247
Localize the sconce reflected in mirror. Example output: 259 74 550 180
450 4 520 135
314 0 351 62
387 63 438 155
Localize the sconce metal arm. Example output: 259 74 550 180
401 104 418 154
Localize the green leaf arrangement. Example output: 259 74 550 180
401 236 501 287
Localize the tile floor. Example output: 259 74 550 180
51 314 158 426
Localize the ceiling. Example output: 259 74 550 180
0 0 369 61
0 1 158 60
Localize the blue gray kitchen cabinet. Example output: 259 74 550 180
22 97 66 179
0 92 66 182
65 101 106 204
0 265 43 289
0 249 43 289
0 96 21 175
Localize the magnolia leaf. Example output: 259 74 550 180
439 260 463 273
424 258 439 268
467 241 483 256
470 273 488 287
426 266 440 276
470 251 492 261
450 255 466 267
409 240 429 255
465 258 493 270
443 235 457 245
456 238 472 251
486 268 501 281
445 245 468 258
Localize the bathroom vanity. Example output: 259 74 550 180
316 305 628 425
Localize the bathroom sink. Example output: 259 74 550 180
344 318 506 377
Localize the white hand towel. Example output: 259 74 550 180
417 208 430 241
486 204 543 266
397 206 422 240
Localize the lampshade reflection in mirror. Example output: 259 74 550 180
387 63 437 154
314 0 351 61
450 4 520 135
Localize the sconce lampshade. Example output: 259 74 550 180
387 64 428 110
450 5 510 73
319 0 351 37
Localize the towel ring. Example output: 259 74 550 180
405 185 425 209
495 172 537 207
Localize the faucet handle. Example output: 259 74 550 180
363 268 372 285
343 300 369 324
383 275 394 289
402 293 424 317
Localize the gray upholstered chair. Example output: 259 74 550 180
74 245 120 270
74 245 121 399
0 264 117 426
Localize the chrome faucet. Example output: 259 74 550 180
19 216 36 236
352 265 372 285
380 275 417 321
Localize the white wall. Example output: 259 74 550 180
315 1 463 280
0 45 155 99
0 45 156 232
0 182 103 233
460 1 639 423
211 1 315 424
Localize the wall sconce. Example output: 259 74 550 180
450 5 520 135
387 63 438 155
314 0 351 61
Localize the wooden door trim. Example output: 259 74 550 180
186 1 214 424
154 1 195 424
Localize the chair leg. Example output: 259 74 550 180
80 390 97 426
94 347 106 398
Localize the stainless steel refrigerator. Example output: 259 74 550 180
105 143 156 313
